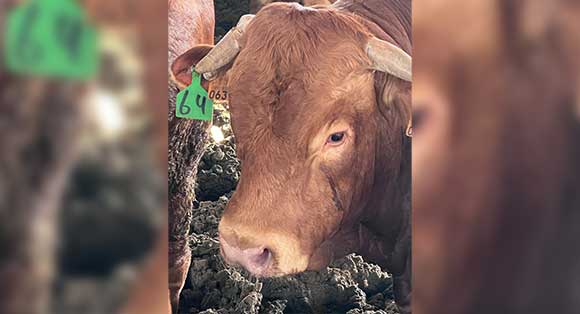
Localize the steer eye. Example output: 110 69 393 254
327 132 346 145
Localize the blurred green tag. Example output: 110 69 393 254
4 0 97 79
176 72 214 121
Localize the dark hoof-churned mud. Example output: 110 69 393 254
180 114 399 314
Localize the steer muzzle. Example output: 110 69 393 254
218 216 310 276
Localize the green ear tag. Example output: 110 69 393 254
176 72 214 121
4 0 98 79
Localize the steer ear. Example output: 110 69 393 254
381 78 412 137
171 44 215 89
171 44 232 105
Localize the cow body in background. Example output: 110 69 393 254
167 0 214 313
1 2 85 313
84 1 202 313
172 0 412 312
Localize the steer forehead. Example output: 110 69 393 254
228 3 374 146
240 2 370 75
228 69 374 156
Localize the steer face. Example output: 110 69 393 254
214 4 409 277
171 2 411 277
220 71 378 276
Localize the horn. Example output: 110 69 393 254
195 14 255 75
367 37 412 82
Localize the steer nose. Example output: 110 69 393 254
219 231 272 276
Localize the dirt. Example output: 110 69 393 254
180 110 399 314
195 107 238 202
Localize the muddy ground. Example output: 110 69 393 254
179 109 399 314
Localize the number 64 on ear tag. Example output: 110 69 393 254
176 72 213 121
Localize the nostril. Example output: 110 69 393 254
252 247 272 267
219 233 273 274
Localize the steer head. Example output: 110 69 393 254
171 3 411 277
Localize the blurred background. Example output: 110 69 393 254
413 1 580 314
1 1 167 314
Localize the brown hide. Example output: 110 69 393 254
211 0 412 311
168 0 215 64
167 0 214 313
250 0 337 13
413 1 580 313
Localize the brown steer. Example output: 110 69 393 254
172 1 412 312
413 1 580 314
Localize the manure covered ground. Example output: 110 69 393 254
179 109 399 314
